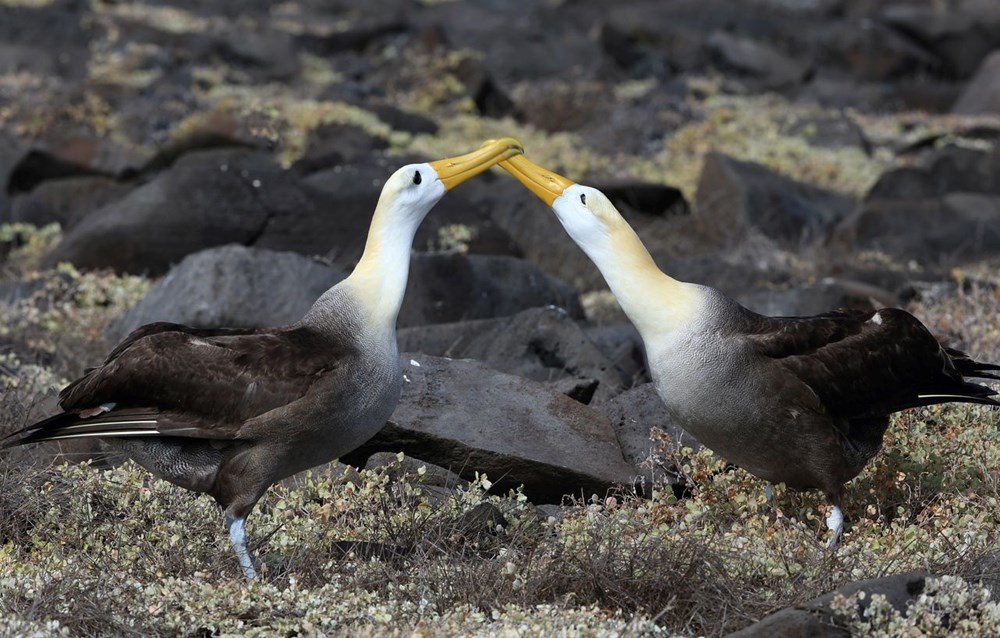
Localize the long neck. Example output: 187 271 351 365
585 225 701 340
304 197 422 333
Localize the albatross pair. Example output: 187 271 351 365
2 138 524 579
498 152 1000 546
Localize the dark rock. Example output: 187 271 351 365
10 177 133 230
593 181 689 218
110 245 345 341
707 31 810 87
470 178 601 290
140 111 258 175
452 57 518 119
583 323 648 385
257 160 386 262
342 355 638 503
399 253 583 328
880 4 998 78
552 377 601 404
953 50 1000 115
412 1 602 83
834 145 1000 264
0 0 91 80
833 197 1000 264
866 145 1000 201
599 21 672 78
368 104 438 135
727 571 929 637
598 384 702 486
8 149 110 196
0 132 27 220
219 27 300 81
296 14 406 56
291 124 389 175
737 280 879 317
694 153 854 245
819 20 938 82
398 306 628 404
45 149 293 274
451 502 508 539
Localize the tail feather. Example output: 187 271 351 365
2 408 160 448
946 348 1000 380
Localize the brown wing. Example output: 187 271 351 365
746 308 998 421
5 322 350 446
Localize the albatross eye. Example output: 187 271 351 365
580 193 587 205
413 171 422 185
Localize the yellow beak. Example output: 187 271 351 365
497 154 576 207
429 137 524 191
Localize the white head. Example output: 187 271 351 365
499 155 633 266
374 162 448 227
550 184 629 263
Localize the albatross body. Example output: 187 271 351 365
3 138 523 578
499 153 1000 546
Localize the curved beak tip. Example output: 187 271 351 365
429 137 524 191
496 154 574 207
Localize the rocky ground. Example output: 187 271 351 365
1 0 1000 635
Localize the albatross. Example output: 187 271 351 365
2 137 524 579
499 152 1000 546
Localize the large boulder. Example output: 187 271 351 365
694 152 854 245
727 571 931 637
111 245 345 340
398 306 629 405
398 253 583 327
342 355 638 503
45 149 299 274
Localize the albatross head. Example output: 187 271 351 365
377 137 525 224
498 153 626 260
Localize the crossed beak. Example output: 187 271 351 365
429 137 524 191
497 153 575 207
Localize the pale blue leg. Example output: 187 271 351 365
763 482 774 504
226 515 259 580
826 505 844 548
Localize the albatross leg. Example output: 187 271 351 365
825 489 845 548
764 482 774 504
225 514 259 580
825 506 844 548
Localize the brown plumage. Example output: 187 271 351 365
500 153 999 546
3 138 524 578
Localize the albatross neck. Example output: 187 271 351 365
589 224 701 340
305 196 424 335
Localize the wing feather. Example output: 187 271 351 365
6 322 350 447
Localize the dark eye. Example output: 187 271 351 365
413 171 422 185
580 193 587 205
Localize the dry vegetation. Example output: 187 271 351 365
1 227 999 635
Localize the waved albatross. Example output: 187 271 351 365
499 152 1000 546
2 138 524 579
